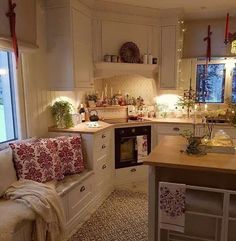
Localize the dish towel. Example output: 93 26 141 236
159 182 186 233
136 135 148 162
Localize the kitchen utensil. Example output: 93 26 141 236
89 110 99 122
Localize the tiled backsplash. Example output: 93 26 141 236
94 74 156 105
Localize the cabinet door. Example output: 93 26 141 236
160 25 177 89
72 9 93 89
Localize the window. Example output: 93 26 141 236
232 64 236 103
196 63 226 103
0 50 18 143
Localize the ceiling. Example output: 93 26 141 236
102 0 236 19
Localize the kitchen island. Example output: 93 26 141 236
144 136 236 241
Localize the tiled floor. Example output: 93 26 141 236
69 190 148 241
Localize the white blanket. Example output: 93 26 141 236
4 179 65 241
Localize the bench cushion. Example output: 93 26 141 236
0 148 17 197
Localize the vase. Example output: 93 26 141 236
57 118 66 128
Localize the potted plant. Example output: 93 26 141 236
51 100 74 128
86 93 98 108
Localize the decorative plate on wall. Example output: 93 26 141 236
119 42 141 63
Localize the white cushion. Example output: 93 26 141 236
0 148 17 197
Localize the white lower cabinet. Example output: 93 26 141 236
95 154 112 197
62 173 95 237
158 186 236 241
93 129 114 208
115 165 148 192
156 123 194 145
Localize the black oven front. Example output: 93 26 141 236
115 125 151 169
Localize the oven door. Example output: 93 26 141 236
115 135 138 169
115 126 151 169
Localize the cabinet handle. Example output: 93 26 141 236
102 144 106 149
102 134 106 138
80 186 86 192
130 168 136 172
102 164 107 169
173 127 180 131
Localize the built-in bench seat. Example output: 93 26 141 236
0 144 95 241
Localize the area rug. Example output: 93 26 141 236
69 190 148 241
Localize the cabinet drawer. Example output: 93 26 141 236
68 175 94 220
96 155 111 182
115 165 148 186
94 130 111 158
157 124 193 135
95 155 111 192
96 130 111 142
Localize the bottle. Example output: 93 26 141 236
143 54 148 64
79 104 86 122
148 54 153 64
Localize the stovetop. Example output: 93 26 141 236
102 118 150 124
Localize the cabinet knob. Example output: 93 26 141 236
80 186 86 192
130 168 136 172
102 134 106 138
102 144 106 149
102 164 107 169
173 127 180 131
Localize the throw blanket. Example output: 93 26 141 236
4 179 65 241
159 182 186 233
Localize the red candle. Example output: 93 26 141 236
225 13 229 44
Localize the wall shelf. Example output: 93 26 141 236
94 62 158 79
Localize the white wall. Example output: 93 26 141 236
21 0 85 138
0 0 36 46
183 18 236 58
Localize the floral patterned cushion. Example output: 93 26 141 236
55 136 85 175
9 139 63 183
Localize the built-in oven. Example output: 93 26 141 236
115 125 151 169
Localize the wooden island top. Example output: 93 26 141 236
144 135 236 174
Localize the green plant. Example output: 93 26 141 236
51 100 74 128
177 89 196 118
86 93 98 102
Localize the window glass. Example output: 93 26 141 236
232 64 236 103
196 64 225 103
0 51 18 143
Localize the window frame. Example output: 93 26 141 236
0 50 26 146
195 58 236 105
196 63 226 103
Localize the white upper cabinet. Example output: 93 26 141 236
46 0 93 90
160 25 177 89
0 0 36 47
159 17 183 90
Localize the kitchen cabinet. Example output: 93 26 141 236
93 129 114 204
155 123 194 144
145 136 236 241
160 20 183 89
160 25 177 89
46 0 93 90
115 165 148 192
47 128 114 235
